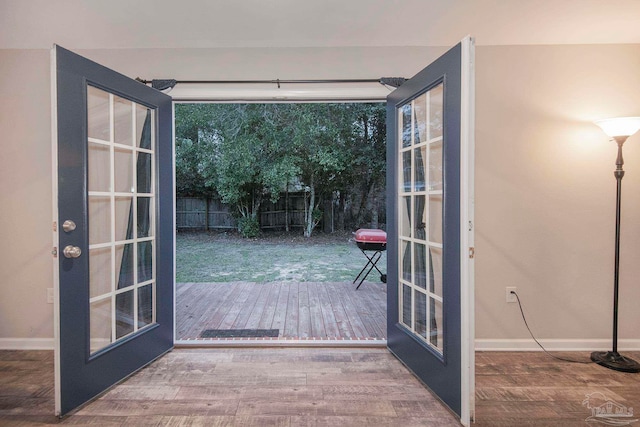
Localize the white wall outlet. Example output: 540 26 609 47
47 288 54 304
506 287 517 303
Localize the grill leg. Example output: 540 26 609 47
354 249 383 290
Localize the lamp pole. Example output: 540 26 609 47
590 134 640 372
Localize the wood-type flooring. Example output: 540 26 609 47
2 349 640 426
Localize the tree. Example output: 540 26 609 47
174 102 387 237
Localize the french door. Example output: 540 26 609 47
386 38 475 425
52 46 174 416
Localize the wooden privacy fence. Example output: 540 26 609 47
176 194 307 231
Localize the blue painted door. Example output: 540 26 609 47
386 39 474 424
53 46 174 416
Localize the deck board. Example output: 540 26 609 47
176 280 387 340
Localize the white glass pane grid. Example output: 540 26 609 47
397 88 444 354
87 87 156 353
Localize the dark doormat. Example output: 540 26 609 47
200 329 280 338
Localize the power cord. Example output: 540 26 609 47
512 290 594 364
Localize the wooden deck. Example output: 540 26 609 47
176 281 387 341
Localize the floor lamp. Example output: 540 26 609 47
591 117 640 373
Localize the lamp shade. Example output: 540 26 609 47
594 117 640 138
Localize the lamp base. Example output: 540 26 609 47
590 351 640 373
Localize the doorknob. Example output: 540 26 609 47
62 220 76 232
63 245 82 259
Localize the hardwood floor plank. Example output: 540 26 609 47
289 415 458 427
236 400 397 417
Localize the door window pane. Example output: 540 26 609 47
136 107 152 149
400 196 411 238
137 241 153 283
89 197 110 245
136 153 152 193
429 83 443 140
87 86 110 141
414 94 427 144
429 247 443 297
114 197 133 242
414 243 427 290
429 141 443 191
401 240 411 282
137 197 153 238
115 290 134 339
401 104 412 147
430 298 443 352
413 195 426 240
414 146 426 192
429 195 443 244
90 298 112 353
114 96 134 146
88 143 110 192
115 244 134 289
415 291 427 339
401 151 411 193
402 284 412 327
138 285 153 328
114 148 134 193
89 247 111 298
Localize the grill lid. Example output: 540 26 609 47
354 228 387 244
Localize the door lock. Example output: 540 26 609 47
62 220 77 233
63 245 82 259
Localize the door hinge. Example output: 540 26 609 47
52 247 58 257
53 221 57 232
468 247 475 259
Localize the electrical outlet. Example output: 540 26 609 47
47 288 54 304
506 287 517 303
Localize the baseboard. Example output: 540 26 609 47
0 338 55 350
2 337 638 352
475 338 640 352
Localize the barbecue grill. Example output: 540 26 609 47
353 228 387 290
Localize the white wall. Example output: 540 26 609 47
0 50 53 344
475 44 640 349
1 44 639 350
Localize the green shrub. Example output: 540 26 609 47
237 216 260 238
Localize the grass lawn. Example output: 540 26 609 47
175 231 387 283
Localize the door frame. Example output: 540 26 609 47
459 36 476 425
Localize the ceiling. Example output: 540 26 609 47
1 0 640 50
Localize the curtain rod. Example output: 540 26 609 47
135 77 406 90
